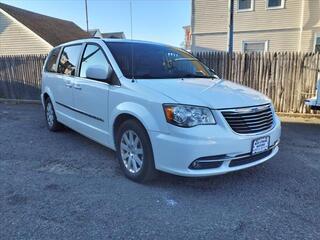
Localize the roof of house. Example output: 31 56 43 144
102 32 126 39
0 3 89 46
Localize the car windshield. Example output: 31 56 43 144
105 41 214 79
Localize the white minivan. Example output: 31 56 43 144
41 38 281 182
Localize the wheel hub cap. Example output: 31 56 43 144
120 130 144 173
46 103 54 127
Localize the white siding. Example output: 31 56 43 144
192 34 228 52
193 0 302 34
300 29 320 52
234 0 302 32
302 0 320 29
193 0 228 34
300 0 320 52
192 0 320 52
0 9 52 55
193 29 300 52
234 30 300 52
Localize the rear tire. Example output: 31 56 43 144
116 119 158 183
45 97 62 132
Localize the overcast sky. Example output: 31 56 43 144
1 0 191 47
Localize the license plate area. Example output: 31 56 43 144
252 136 270 154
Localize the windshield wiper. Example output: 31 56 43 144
136 74 163 79
173 58 197 62
179 73 212 79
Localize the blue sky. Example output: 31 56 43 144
1 0 191 47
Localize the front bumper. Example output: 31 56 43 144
149 114 281 177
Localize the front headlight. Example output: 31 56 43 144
163 104 216 127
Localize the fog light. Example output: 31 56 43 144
192 161 199 168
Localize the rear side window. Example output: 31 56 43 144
45 47 61 73
57 44 82 76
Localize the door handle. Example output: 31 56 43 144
65 80 73 88
74 84 82 90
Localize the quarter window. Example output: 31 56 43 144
45 47 61 73
267 0 284 9
57 45 82 76
238 0 253 11
80 44 110 80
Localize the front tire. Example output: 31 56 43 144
45 98 62 131
116 119 157 183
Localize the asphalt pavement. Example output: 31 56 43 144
0 102 319 240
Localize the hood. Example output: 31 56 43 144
137 78 271 109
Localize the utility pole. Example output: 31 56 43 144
85 0 89 32
227 0 234 53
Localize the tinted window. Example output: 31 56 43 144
268 0 282 8
239 0 252 10
80 44 110 79
58 45 82 76
45 47 61 73
105 42 213 79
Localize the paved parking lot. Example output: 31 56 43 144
0 102 319 240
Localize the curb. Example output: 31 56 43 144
277 112 320 120
0 98 41 104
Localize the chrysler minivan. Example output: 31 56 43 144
41 38 281 182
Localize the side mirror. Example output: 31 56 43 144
86 65 112 81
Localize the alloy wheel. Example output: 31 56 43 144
46 102 54 127
120 130 144 173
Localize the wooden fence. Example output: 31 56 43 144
0 53 319 113
0 55 47 100
197 51 320 113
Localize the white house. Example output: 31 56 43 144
192 0 320 53
0 3 89 55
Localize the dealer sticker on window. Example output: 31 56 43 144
252 136 270 154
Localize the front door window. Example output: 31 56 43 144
80 44 110 80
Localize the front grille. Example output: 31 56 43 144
222 104 274 134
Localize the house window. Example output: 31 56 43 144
243 41 268 53
238 0 253 11
267 0 284 9
315 34 320 53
